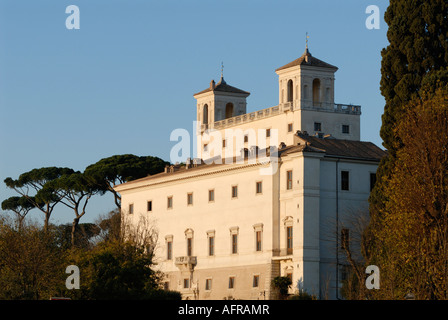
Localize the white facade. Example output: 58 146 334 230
115 49 385 300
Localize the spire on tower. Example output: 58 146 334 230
305 32 310 51
219 61 226 84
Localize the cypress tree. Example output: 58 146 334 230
366 0 448 299
379 0 448 152
370 0 448 217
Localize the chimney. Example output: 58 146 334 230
210 80 215 90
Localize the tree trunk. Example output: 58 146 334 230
71 217 80 248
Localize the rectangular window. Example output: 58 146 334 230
205 279 212 291
341 171 349 191
253 275 259 287
266 128 271 138
244 135 248 143
167 196 173 209
208 236 214 256
342 125 350 134
147 201 152 212
183 278 190 289
187 238 192 256
314 122 322 132
288 123 293 132
208 189 214 202
167 241 172 260
341 228 350 250
228 277 235 289
163 281 170 291
370 173 377 191
286 170 293 190
287 226 293 255
222 139 227 148
128 203 134 214
256 181 262 194
232 186 238 198
232 234 238 254
187 193 193 205
256 231 262 252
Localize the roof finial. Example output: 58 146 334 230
306 32 309 50
219 61 226 84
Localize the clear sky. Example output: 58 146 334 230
0 0 390 225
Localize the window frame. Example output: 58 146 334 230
253 275 260 288
183 278 190 289
286 226 293 255
187 192 193 205
205 278 212 291
166 240 173 260
231 234 238 254
286 170 293 190
187 237 193 257
341 170 350 191
256 181 263 194
208 189 215 202
255 230 262 252
228 277 235 289
208 235 215 256
231 185 238 199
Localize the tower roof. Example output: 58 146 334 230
275 48 338 72
194 76 250 97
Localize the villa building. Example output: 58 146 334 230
114 47 385 300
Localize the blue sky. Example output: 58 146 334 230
0 0 389 224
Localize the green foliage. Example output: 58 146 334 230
373 0 448 221
0 219 67 299
1 196 35 212
367 1 448 299
4 167 76 230
379 0 448 151
64 240 163 300
368 90 448 299
272 276 292 299
288 290 316 300
54 223 101 250
84 154 169 208
1 196 38 229
4 167 75 190
0 212 181 300
44 172 101 247
0 155 179 300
